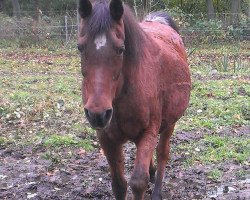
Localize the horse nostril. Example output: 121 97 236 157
84 108 92 120
102 108 113 122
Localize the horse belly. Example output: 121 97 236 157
162 82 191 124
156 36 191 125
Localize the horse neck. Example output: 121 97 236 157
123 28 155 69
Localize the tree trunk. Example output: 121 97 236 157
33 0 40 21
206 0 215 20
11 0 21 20
32 0 40 36
230 0 241 26
0 0 5 12
141 0 151 18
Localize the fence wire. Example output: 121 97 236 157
0 11 249 45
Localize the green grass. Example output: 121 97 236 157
202 135 250 163
235 169 248 180
174 134 250 166
177 79 249 131
72 123 96 136
176 41 250 132
0 45 90 153
0 137 6 146
0 74 82 123
208 168 223 181
0 41 249 168
44 134 93 150
189 42 250 76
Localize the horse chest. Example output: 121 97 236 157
113 97 150 138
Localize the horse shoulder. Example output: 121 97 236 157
113 67 160 139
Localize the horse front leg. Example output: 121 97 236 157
98 132 127 200
129 130 158 200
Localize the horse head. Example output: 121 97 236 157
78 0 125 129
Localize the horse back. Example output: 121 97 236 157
140 21 187 62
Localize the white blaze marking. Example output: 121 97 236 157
94 34 107 50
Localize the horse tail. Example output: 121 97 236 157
144 11 179 34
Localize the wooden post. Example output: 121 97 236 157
65 15 68 43
76 0 80 35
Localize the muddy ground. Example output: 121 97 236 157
0 126 249 200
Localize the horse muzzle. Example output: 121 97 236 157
84 107 113 129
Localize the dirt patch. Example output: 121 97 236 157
0 126 249 200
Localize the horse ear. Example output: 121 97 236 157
110 0 124 21
78 0 92 18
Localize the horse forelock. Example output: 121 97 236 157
86 0 112 37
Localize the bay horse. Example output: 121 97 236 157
78 0 191 199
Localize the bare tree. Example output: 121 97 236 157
11 0 21 20
230 0 241 26
133 0 139 18
206 0 215 20
142 0 151 15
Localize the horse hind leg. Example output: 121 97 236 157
149 157 156 183
152 124 175 200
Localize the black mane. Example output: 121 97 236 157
145 11 179 34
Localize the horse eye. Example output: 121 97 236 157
77 44 84 52
81 68 87 77
117 46 125 55
112 71 121 81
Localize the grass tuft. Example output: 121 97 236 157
208 168 223 181
43 134 93 150
0 137 6 146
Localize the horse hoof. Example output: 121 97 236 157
149 167 156 183
152 193 162 200
149 174 155 183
